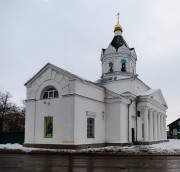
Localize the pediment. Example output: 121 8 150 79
25 63 78 88
25 63 81 94
140 89 168 108
25 63 84 100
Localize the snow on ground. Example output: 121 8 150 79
0 139 180 155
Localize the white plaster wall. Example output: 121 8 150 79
105 102 121 143
102 78 149 96
152 91 165 105
104 45 116 54
134 80 149 94
33 96 74 144
35 98 61 144
119 102 128 143
103 80 132 94
137 116 143 141
75 80 104 102
129 105 136 142
74 95 105 144
25 67 77 145
130 61 136 74
24 100 36 143
61 96 75 144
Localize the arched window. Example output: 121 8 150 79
121 59 127 72
87 117 95 138
42 87 59 99
108 61 113 72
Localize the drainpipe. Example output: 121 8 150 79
128 99 133 142
135 96 140 142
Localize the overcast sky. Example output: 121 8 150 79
0 0 180 125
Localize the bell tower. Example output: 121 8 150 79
100 14 138 82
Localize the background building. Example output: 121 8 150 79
168 118 180 139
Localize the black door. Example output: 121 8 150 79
132 128 135 143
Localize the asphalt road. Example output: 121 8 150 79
0 154 180 172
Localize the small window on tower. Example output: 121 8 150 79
109 61 113 72
121 59 127 72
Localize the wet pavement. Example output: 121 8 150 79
0 154 180 172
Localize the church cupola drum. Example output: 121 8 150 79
100 14 137 82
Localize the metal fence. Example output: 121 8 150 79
0 132 24 144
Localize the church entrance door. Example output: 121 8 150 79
131 128 135 142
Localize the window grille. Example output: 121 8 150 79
42 87 59 99
87 117 94 138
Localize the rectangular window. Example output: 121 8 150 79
87 117 94 138
44 117 53 138
137 111 140 117
173 129 177 136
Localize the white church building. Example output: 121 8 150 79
24 20 168 149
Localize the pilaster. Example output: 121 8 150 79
149 109 154 141
157 112 161 140
143 107 149 142
160 113 164 140
153 111 157 141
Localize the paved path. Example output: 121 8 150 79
0 154 180 172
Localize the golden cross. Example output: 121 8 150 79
117 13 120 24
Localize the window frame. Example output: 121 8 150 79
44 116 53 138
87 117 95 138
42 86 59 99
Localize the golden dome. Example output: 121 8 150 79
114 23 123 32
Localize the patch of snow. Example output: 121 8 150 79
0 143 23 149
0 139 180 155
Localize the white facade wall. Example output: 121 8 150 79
24 100 36 143
75 80 104 102
74 96 105 144
134 80 149 94
103 80 132 95
137 115 143 141
25 67 76 145
129 105 136 142
105 102 121 143
102 78 149 96
119 102 128 143
73 79 105 144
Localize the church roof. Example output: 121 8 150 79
139 89 158 96
110 35 128 52
24 63 104 91
25 63 77 86
25 63 90 86
139 89 168 108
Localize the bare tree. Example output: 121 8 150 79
0 90 25 133
5 105 25 132
0 91 11 133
